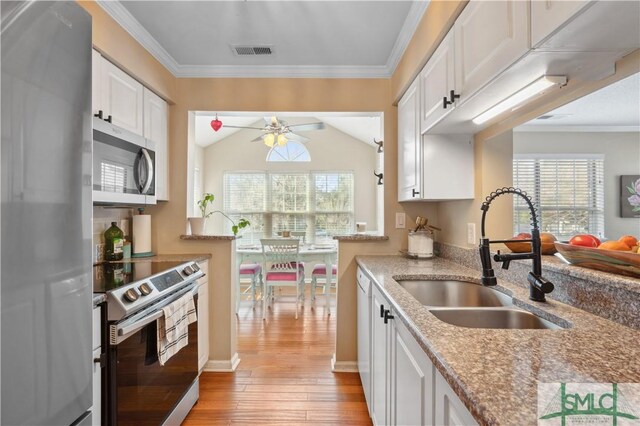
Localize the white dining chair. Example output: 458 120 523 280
261 238 306 319
237 263 262 313
310 263 337 313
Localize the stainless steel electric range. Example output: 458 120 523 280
93 260 204 426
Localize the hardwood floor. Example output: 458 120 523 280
183 289 372 425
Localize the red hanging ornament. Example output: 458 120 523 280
210 114 223 132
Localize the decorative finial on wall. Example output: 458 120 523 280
373 171 383 185
374 138 383 153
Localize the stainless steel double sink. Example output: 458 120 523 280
397 279 561 330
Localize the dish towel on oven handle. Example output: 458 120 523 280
157 292 197 366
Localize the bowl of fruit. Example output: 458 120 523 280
505 232 558 255
554 235 640 278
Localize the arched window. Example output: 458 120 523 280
266 141 311 162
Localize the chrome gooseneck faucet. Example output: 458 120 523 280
479 187 554 302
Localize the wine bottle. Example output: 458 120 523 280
104 222 124 261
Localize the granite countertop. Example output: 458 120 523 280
356 255 640 426
334 234 389 241
180 234 237 241
107 253 212 263
92 293 106 307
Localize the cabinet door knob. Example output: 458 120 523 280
105 115 113 123
412 189 420 197
94 110 103 119
449 90 461 103
443 96 451 109
384 309 394 324
380 304 385 318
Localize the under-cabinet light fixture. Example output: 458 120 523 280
472 75 567 125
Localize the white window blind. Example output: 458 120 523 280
513 155 604 240
224 171 354 242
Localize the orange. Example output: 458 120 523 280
618 235 638 248
598 241 632 252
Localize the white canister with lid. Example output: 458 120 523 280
407 230 434 258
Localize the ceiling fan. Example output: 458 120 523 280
215 116 325 147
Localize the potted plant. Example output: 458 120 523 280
189 193 250 236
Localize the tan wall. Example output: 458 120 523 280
150 77 442 364
80 0 461 365
80 0 637 365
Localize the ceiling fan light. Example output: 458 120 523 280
263 133 275 147
277 134 288 146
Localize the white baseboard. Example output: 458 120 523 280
331 353 359 373
203 353 241 372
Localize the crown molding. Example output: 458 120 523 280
96 0 428 79
515 125 640 133
96 0 179 75
384 0 430 76
174 64 390 79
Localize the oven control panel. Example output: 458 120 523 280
106 261 204 321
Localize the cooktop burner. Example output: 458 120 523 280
93 261 186 293
93 260 204 321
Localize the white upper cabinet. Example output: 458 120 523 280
454 0 530 104
92 51 169 202
100 59 144 135
143 88 169 201
422 134 474 201
530 1 592 47
397 79 421 202
419 31 456 134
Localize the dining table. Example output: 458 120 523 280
236 241 338 313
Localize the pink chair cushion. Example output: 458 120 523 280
266 262 304 282
240 263 262 275
312 264 337 276
265 271 300 281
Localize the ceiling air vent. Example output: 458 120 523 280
232 45 274 56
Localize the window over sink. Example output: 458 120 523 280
513 155 604 240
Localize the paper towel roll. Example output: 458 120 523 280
132 215 152 255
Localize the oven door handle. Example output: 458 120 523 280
111 283 198 345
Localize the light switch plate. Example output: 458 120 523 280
467 223 476 245
396 213 406 229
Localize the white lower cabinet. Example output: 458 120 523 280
371 285 390 426
359 269 477 426
197 260 209 372
435 370 478 426
391 317 434 425
357 268 372 411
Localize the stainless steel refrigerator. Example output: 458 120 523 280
1 2 93 425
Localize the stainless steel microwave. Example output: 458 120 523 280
93 118 156 205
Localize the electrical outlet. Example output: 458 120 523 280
395 213 406 229
467 223 476 245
